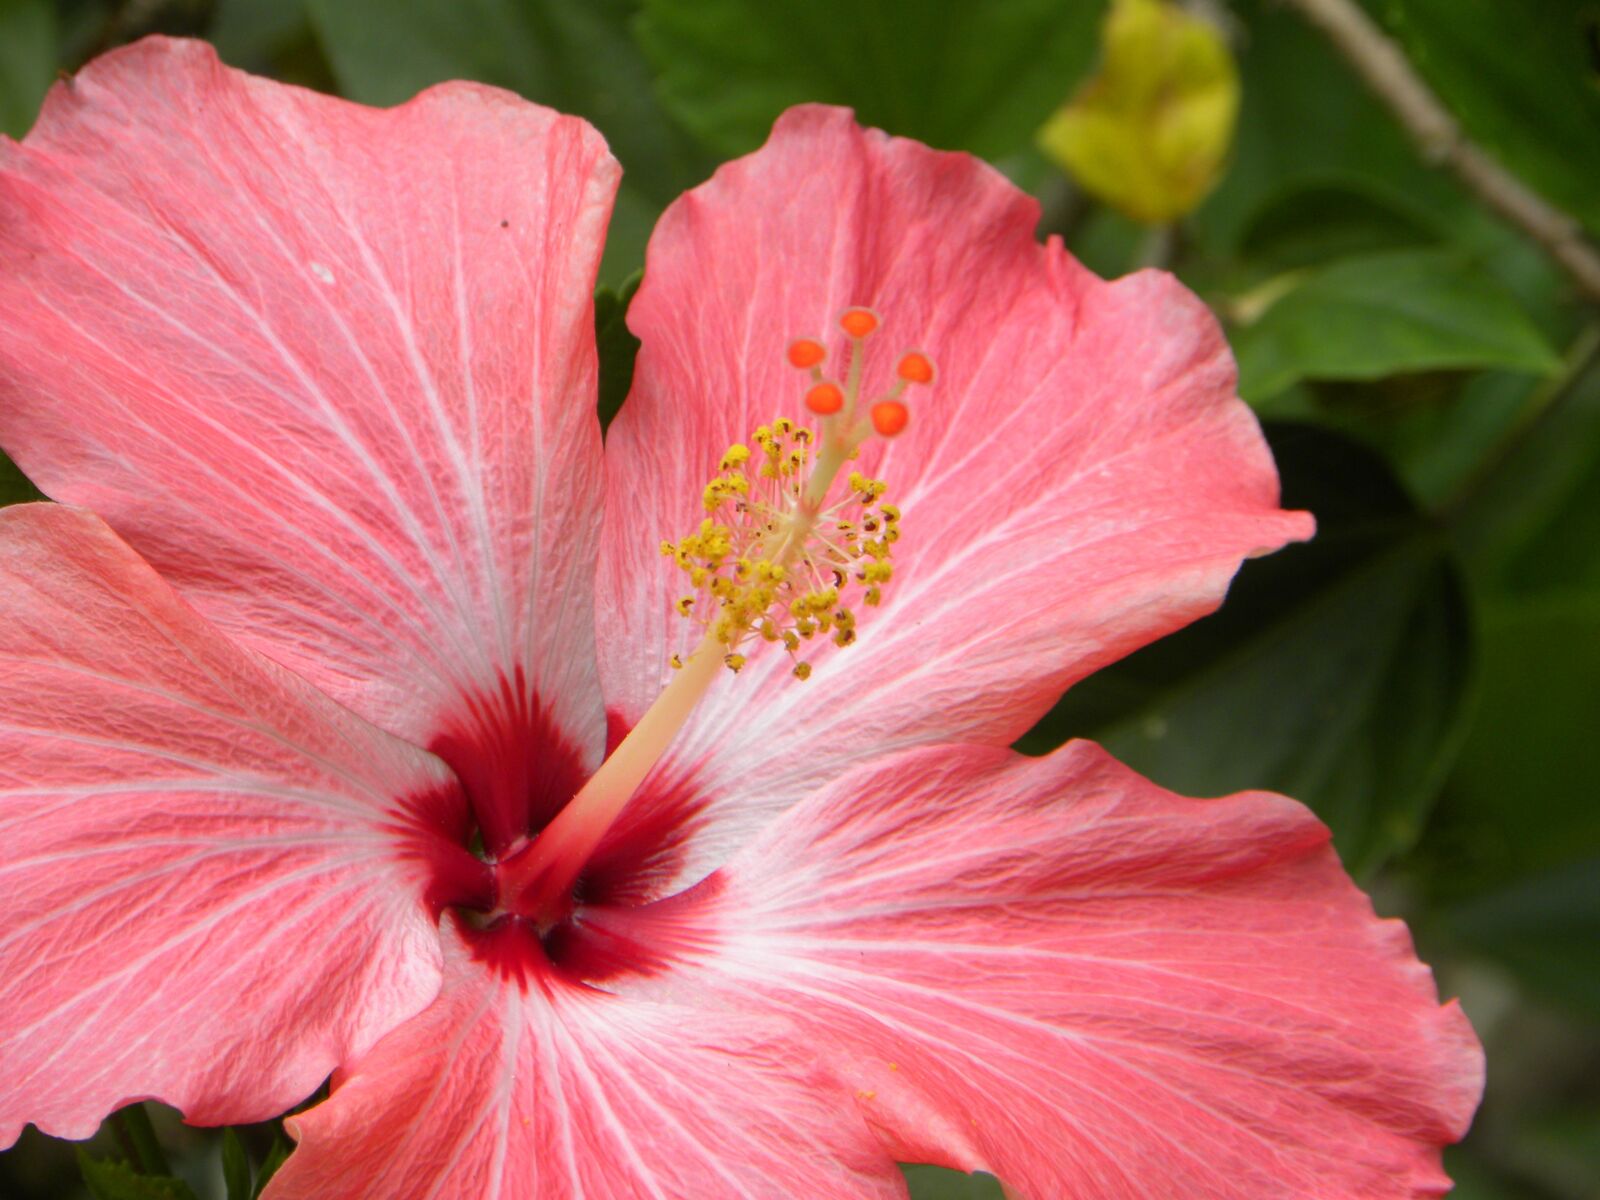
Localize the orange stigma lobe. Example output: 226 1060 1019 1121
871 399 910 437
840 308 879 339
789 305 934 435
897 352 935 385
806 382 845 415
787 338 827 369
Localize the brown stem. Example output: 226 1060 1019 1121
1282 0 1600 302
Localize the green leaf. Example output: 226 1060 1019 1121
1020 423 1474 877
221 1129 252 1200
251 1136 291 1199
76 1152 200 1200
0 450 44 507
638 0 1106 159
595 271 642 433
113 1103 171 1178
1193 0 1463 254
1452 336 1600 588
0 0 56 138
306 0 709 282
1232 249 1560 404
1439 1150 1542 1200
1446 857 1600 1018
1238 181 1439 272
901 1164 1006 1199
1516 1106 1600 1198
1503 453 1600 593
1384 0 1600 237
1449 333 1600 594
1421 594 1600 900
1253 368 1534 513
209 0 310 66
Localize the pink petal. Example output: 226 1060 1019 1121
680 741 1484 1198
0 38 617 764
265 922 903 1200
0 505 461 1145
595 105 1312 890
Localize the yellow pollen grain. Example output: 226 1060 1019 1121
654 318 933 679
662 416 900 678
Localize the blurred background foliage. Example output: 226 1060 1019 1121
0 0 1596 1196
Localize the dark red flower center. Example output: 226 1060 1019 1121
396 669 703 989
396 315 928 989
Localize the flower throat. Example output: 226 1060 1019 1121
491 307 934 926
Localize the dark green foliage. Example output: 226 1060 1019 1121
899 1165 1006 1198
77 1152 199 1200
1238 181 1440 272
595 271 643 433
638 0 1106 159
250 1137 290 1199
1231 249 1559 403
1021 424 1475 877
1384 0 1600 236
0 0 55 137
219 1131 249 1200
0 451 43 507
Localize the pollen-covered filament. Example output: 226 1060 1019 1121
664 423 899 679
497 308 932 923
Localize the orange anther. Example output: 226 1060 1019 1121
870 399 910 437
840 308 879 339
896 352 935 385
787 338 826 369
806 382 846 415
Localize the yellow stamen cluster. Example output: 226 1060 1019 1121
659 419 900 677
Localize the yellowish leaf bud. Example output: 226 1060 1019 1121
1038 0 1239 224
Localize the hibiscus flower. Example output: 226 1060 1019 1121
0 38 1481 1199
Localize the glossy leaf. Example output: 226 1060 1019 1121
1233 250 1560 403
1021 423 1474 876
638 0 1106 158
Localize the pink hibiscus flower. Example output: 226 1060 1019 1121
0 38 1482 1199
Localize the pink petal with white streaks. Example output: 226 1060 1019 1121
0 38 616 766
0 505 460 1146
266 921 903 1200
594 105 1312 893
666 741 1484 1198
